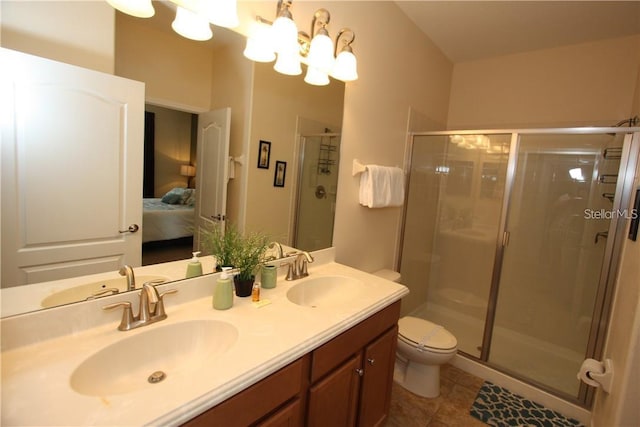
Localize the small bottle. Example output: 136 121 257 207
213 267 234 310
251 282 261 302
185 251 203 278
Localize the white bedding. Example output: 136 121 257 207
142 198 195 243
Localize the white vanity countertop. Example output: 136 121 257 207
1 253 408 426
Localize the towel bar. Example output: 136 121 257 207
352 159 367 176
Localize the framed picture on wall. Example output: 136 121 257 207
257 140 271 169
274 161 287 187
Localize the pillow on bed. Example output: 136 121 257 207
161 187 186 204
182 188 196 206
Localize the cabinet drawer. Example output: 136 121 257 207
310 301 400 383
183 355 310 427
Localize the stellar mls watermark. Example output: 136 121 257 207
584 209 638 220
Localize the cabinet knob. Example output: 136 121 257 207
355 368 364 377
367 358 375 365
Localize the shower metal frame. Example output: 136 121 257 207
399 127 640 407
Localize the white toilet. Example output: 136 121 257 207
395 316 457 398
373 269 458 398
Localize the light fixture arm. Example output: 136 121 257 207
244 0 359 83
334 28 356 56
276 0 293 18
310 8 331 36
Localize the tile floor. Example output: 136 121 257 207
386 364 487 427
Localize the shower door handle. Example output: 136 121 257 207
595 231 608 244
502 231 511 247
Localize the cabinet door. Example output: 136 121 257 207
358 326 398 427
256 398 303 427
307 353 362 427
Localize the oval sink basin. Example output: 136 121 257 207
286 275 366 308
41 275 168 308
70 320 238 396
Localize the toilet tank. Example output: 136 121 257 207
373 269 402 283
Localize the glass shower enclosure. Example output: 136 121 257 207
399 128 639 404
293 133 341 251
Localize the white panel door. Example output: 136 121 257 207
1 48 144 287
194 108 231 252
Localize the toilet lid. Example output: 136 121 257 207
398 316 457 350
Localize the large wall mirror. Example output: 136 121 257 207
0 1 345 317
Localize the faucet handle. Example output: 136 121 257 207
154 289 178 318
281 261 295 281
300 259 310 277
103 301 134 331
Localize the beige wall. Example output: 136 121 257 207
115 12 213 111
1 1 114 73
208 34 254 233
328 2 453 273
246 62 344 242
447 35 640 129
145 105 193 196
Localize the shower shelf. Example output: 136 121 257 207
603 147 623 160
598 174 618 184
602 192 615 203
317 139 338 175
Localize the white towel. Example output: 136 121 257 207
359 165 405 208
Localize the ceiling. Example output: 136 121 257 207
394 1 640 62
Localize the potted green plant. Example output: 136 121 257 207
230 228 270 297
201 222 240 271
201 223 269 297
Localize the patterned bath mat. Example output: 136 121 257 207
470 382 583 427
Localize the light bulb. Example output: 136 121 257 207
304 66 330 86
172 6 212 41
243 21 275 62
271 13 298 54
330 46 358 82
307 29 334 73
106 0 154 18
203 0 239 28
274 47 302 76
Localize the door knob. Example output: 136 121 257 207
367 358 375 365
355 368 364 377
119 224 139 233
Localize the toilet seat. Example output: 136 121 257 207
398 316 457 352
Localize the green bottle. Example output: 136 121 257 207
213 267 234 310
185 251 203 278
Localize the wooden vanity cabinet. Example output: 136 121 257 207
307 302 400 427
182 356 310 427
182 301 400 427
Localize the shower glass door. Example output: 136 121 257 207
488 133 625 398
400 133 511 357
293 133 340 251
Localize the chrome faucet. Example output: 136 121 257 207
283 251 314 281
265 242 284 261
103 281 177 331
118 265 136 291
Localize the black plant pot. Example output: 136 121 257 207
234 276 255 297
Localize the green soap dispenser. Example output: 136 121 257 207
213 267 235 310
185 251 203 278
